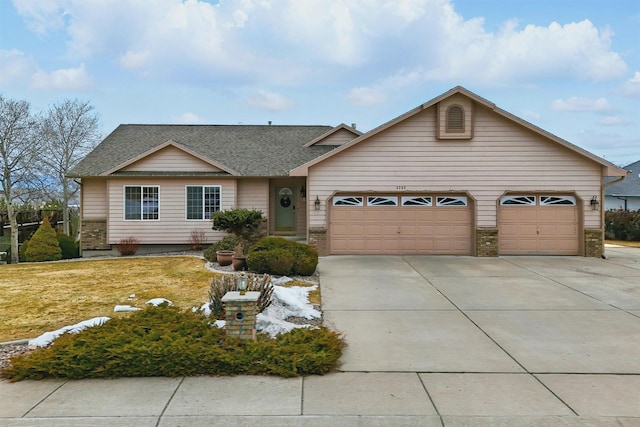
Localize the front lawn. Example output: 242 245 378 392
0 257 216 342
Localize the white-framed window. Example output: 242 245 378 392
367 196 398 206
436 196 468 206
186 185 221 220
125 186 159 220
333 196 364 206
401 196 433 206
540 195 576 206
500 196 536 206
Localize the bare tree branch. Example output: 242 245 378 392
0 94 40 264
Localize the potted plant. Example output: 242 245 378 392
232 243 247 271
216 249 234 266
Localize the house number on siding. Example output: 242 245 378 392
396 185 407 190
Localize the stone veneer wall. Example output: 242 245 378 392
80 219 110 250
475 228 499 257
308 227 327 256
584 229 604 258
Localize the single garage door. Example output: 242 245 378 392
499 195 579 255
329 194 472 255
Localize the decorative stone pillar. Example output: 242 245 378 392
221 291 260 340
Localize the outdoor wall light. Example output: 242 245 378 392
237 272 248 295
300 185 306 201
590 195 600 210
314 196 321 210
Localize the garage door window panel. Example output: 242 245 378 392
333 196 363 206
367 196 398 206
540 195 576 206
401 196 433 206
500 196 536 206
436 196 468 206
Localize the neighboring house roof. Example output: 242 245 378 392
605 160 640 197
69 124 338 177
291 86 627 177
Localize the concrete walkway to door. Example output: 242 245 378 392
319 245 640 425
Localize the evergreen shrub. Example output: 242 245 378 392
57 234 80 259
24 218 62 262
0 306 345 381
247 237 318 276
605 210 640 241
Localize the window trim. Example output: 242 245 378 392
185 185 222 220
124 185 160 221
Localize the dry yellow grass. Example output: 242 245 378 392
606 240 640 248
0 257 216 342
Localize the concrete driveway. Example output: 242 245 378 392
318 245 640 424
1 246 639 426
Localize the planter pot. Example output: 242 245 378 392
232 255 247 271
216 250 234 266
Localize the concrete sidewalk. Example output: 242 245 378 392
1 246 639 426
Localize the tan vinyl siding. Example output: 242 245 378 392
107 177 236 244
237 179 269 214
82 178 108 219
121 145 222 172
314 128 358 146
309 104 602 230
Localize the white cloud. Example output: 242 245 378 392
10 0 630 91
551 97 614 113
173 112 208 124
0 49 37 84
618 71 640 97
347 87 386 106
246 90 294 111
31 63 92 90
599 116 628 126
119 50 151 70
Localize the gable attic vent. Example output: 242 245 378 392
446 105 464 132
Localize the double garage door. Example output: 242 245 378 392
498 195 579 255
329 194 472 255
328 193 580 256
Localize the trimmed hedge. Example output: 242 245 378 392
57 234 80 259
247 237 318 276
203 235 241 262
605 210 640 241
0 306 345 381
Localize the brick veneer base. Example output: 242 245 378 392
80 219 110 250
584 229 604 258
475 228 499 257
309 227 327 256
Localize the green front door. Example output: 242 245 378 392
275 187 295 232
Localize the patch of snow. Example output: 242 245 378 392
29 317 111 348
214 320 226 328
194 302 212 316
256 284 321 337
114 305 141 312
146 298 173 306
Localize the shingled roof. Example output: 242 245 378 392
605 160 640 197
69 124 337 177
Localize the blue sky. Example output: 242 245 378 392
1 0 638 166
